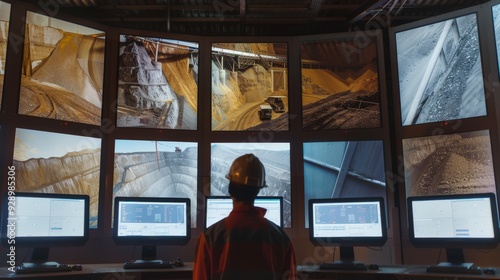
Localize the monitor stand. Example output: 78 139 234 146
141 245 158 261
435 248 473 268
16 247 72 274
21 247 59 266
129 245 161 264
425 248 481 274
123 246 173 269
319 246 367 270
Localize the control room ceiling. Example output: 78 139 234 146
16 0 491 36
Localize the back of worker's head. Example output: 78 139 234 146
226 153 267 202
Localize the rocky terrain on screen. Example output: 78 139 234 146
403 133 495 196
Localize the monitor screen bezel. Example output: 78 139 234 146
407 192 500 248
204 195 284 228
308 196 387 247
0 192 90 247
112 196 191 246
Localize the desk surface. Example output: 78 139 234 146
1 263 500 279
0 263 193 279
299 265 500 279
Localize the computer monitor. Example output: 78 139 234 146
205 196 283 228
407 193 499 268
112 196 191 262
1 192 90 269
308 197 387 269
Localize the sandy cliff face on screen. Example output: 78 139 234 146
13 149 101 226
112 147 198 225
113 147 198 201
18 24 104 125
13 146 199 227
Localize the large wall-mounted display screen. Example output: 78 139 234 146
493 3 500 74
18 11 105 125
301 35 381 130
303 140 387 227
113 139 198 226
394 13 486 126
13 128 101 228
402 129 496 198
211 43 288 131
0 0 10 109
210 142 291 227
117 35 198 130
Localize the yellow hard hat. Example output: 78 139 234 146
226 154 267 188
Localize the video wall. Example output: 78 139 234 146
1 0 500 255
389 0 500 264
390 2 500 198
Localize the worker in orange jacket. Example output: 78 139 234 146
194 153 297 280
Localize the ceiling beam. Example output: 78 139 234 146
91 15 348 23
347 0 389 26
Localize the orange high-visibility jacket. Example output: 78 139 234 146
193 204 297 280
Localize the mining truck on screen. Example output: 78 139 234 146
265 96 286 113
